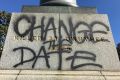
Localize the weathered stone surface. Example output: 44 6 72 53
0 13 119 70
17 75 105 80
20 70 101 75
0 70 105 80
1 70 120 80
0 70 20 75
0 75 17 80
22 6 97 13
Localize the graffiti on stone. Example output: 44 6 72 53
11 14 110 70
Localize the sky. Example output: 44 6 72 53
0 0 120 45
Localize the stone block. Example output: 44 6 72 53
17 75 105 80
20 70 101 76
0 75 17 80
101 71 120 76
0 70 20 75
0 13 119 71
105 76 120 80
22 6 97 13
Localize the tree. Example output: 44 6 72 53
117 43 120 60
0 11 11 55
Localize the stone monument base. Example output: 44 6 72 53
0 13 119 70
0 5 120 80
0 70 120 80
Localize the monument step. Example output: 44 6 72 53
0 70 120 80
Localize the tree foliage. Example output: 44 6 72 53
0 11 11 53
117 43 120 60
